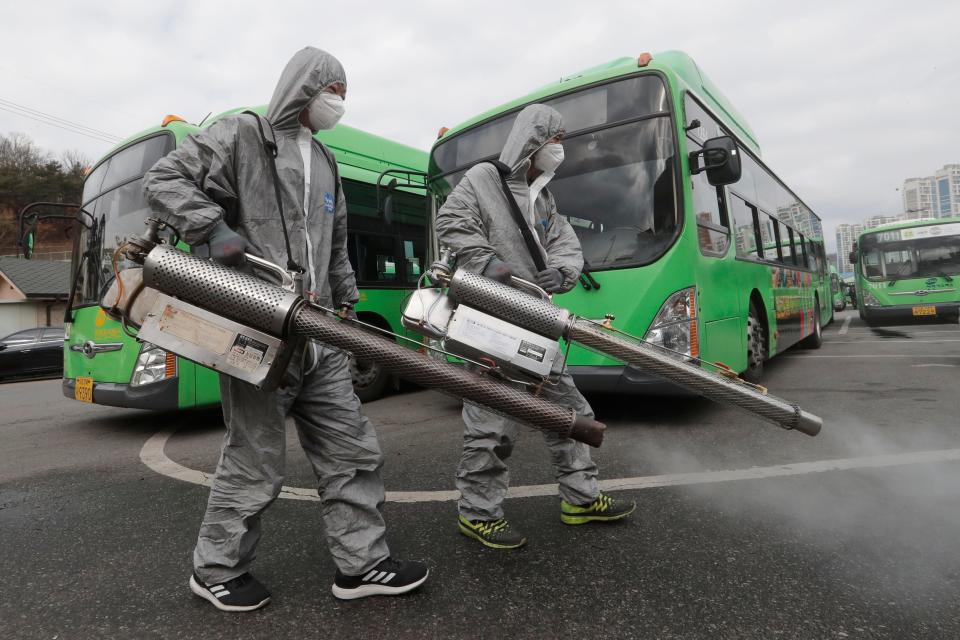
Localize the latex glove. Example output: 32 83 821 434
535 267 564 293
206 221 248 266
482 257 513 284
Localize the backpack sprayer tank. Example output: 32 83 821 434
109 223 605 447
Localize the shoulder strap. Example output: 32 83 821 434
489 160 547 272
242 111 302 273
315 142 341 214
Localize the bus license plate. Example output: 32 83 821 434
912 305 937 316
75 377 94 403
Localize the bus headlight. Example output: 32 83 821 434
131 342 177 386
644 287 699 359
862 290 881 307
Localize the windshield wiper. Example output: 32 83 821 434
579 260 601 291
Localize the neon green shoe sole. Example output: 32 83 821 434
458 516 527 549
560 494 636 525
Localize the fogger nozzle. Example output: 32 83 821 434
137 244 604 447
445 267 824 437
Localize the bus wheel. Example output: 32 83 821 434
744 302 766 383
350 356 390 403
801 300 823 349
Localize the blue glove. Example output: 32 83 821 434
535 267 564 293
206 221 248 266
482 257 513 284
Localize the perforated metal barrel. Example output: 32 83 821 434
292 306 605 446
447 270 570 339
568 319 822 436
142 244 300 337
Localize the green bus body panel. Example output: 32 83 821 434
65 110 428 410
64 307 143 383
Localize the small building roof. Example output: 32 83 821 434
0 257 71 299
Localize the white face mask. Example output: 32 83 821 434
306 92 345 132
533 143 564 173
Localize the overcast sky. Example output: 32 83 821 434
3 0 958 252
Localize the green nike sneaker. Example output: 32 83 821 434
458 515 527 549
560 493 636 525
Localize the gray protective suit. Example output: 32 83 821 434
143 47 389 583
435 104 600 520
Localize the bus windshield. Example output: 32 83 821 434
430 74 678 270
860 222 960 281
72 134 174 307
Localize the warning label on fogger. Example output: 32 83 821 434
517 340 546 362
226 335 268 372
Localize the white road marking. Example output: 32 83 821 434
838 316 852 335
139 428 960 504
827 339 960 344
912 363 957 368
843 329 960 336
784 355 960 359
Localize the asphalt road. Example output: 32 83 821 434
2 309 960 639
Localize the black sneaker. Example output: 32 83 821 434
189 572 271 612
331 557 429 600
458 515 527 549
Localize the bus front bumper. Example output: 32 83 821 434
569 365 691 396
863 302 960 324
62 377 180 411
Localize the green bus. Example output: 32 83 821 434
850 217 960 325
428 51 831 388
61 112 428 410
829 264 847 312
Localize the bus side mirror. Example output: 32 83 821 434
848 251 857 265
21 232 34 259
689 136 741 186
382 178 398 227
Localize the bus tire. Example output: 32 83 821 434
349 314 393 403
743 301 766 383
801 298 823 349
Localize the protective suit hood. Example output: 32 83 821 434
267 47 346 132
498 104 564 176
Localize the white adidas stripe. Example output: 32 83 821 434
363 570 378 581
369 571 387 583
213 590 231 598
379 572 396 584
210 585 225 592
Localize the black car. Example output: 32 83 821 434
0 327 65 381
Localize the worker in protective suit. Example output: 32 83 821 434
435 104 636 549
143 47 428 611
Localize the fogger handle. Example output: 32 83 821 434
241 254 298 293
509 276 551 301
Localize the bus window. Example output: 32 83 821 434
548 116 678 268
730 194 758 258
798 233 809 268
403 238 425 283
73 133 175 307
432 75 670 177
351 233 400 286
690 161 728 256
783 227 799 266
